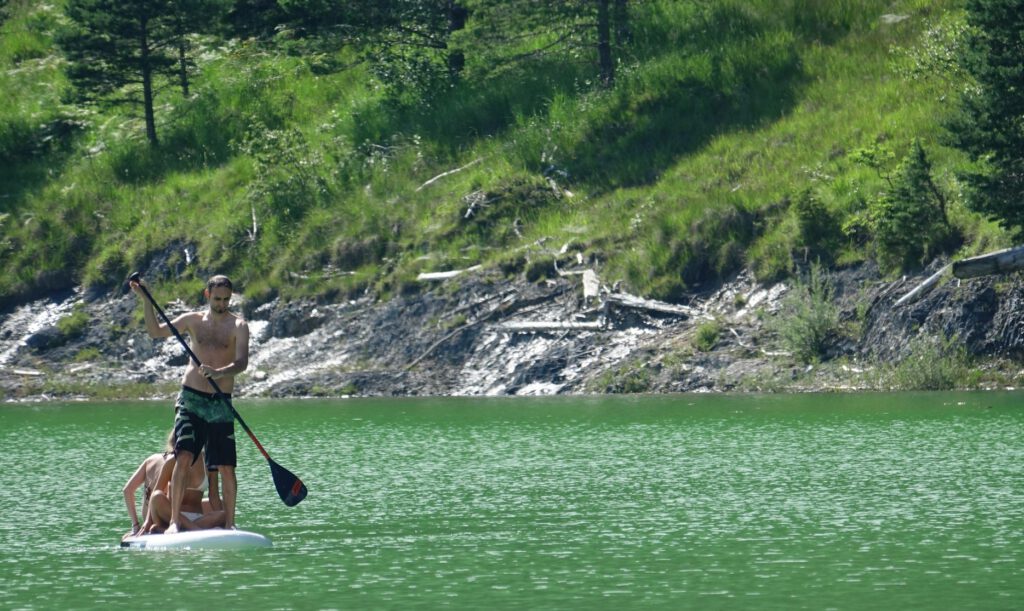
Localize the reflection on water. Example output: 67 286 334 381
0 393 1022 609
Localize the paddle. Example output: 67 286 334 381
128 272 308 507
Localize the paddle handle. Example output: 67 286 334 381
130 274 209 380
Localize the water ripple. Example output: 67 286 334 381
1 395 1022 608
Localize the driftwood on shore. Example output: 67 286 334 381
951 245 1024 279
603 293 697 317
893 264 952 308
416 265 482 281
493 320 605 332
496 291 695 334
411 262 697 337
895 245 1024 307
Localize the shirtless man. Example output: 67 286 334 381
130 274 249 533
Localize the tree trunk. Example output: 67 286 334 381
614 0 631 46
140 17 158 146
447 1 467 78
177 26 190 97
597 0 613 87
895 244 1024 307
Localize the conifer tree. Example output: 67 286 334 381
171 0 229 97
460 0 631 88
223 0 287 40
57 0 185 145
947 0 1024 236
869 141 953 272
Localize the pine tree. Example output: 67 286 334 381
869 141 954 272
57 0 184 145
456 0 632 87
947 0 1024 236
171 0 229 98
223 0 287 40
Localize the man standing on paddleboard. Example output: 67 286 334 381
130 274 250 534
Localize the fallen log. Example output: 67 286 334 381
893 264 951 308
604 293 696 317
417 265 482 281
415 157 484 192
951 245 1024 279
895 244 1024 307
493 320 604 332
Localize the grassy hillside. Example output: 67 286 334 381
0 0 999 310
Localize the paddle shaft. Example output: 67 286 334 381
132 280 273 463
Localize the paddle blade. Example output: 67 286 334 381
269 458 308 507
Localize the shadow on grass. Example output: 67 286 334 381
569 54 804 189
0 117 82 212
352 1 810 190
106 116 238 185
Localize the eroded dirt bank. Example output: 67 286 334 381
2 259 1022 402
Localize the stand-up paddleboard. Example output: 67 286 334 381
121 528 272 550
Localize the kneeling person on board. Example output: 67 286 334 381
130 274 250 534
121 429 175 540
147 448 226 533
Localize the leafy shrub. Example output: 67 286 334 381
886 333 976 390
769 262 840 363
593 363 652 394
239 124 334 228
56 305 89 340
694 320 722 352
793 188 840 260
73 347 102 362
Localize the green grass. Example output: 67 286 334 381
694 320 722 353
0 0 989 310
55 304 89 339
877 333 980 390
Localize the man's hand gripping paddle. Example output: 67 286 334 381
128 272 308 507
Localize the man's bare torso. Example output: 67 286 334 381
181 311 245 394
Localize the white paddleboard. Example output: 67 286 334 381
121 528 272 550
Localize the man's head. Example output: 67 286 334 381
205 275 234 314
207 275 233 291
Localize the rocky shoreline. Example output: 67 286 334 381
3 259 1023 402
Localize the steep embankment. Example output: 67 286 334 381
2 253 1020 401
1 2 986 314
5 1 1015 399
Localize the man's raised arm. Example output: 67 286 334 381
130 280 180 339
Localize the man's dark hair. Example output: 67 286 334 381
207 275 233 290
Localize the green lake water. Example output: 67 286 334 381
1 393 1022 610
